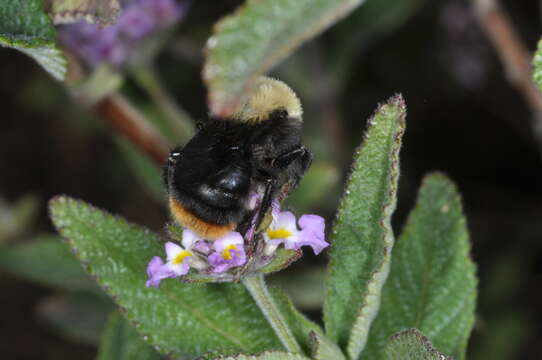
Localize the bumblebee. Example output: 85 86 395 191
164 77 312 240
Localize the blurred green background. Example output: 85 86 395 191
1 0 541 359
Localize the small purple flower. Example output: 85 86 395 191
208 232 247 273
297 214 328 255
60 0 189 69
145 256 174 287
165 242 193 275
145 242 192 288
264 210 328 255
146 228 204 288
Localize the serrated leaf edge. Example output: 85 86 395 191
386 328 453 360
309 330 346 360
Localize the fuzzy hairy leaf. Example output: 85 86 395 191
323 95 406 356
49 196 283 357
97 311 161 360
203 0 367 117
363 174 477 360
260 248 302 275
0 0 65 80
271 287 324 354
533 39 542 91
0 235 99 293
310 330 346 360
213 351 310 360
384 329 452 360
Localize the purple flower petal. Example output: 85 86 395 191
146 256 175 288
271 199 281 220
165 241 183 261
248 191 261 211
59 0 189 69
192 240 211 254
296 214 328 255
275 211 297 231
208 252 229 273
208 232 247 273
213 232 244 252
181 229 202 249
208 246 247 273
120 7 155 39
170 256 191 276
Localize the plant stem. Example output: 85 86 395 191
133 66 194 144
472 0 542 156
95 93 169 164
242 273 302 353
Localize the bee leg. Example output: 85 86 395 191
275 146 313 187
274 146 311 169
254 178 277 233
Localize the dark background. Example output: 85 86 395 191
1 0 541 358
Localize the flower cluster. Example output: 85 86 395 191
59 0 188 69
146 207 329 287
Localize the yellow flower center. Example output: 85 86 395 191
266 228 292 239
172 250 192 265
222 244 237 260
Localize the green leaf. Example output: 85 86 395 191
0 0 66 80
309 331 346 360
37 292 114 345
203 0 367 117
364 173 477 360
384 329 452 360
0 235 99 293
97 311 162 360
271 287 324 354
49 196 283 357
212 351 311 360
533 39 542 91
260 248 302 275
323 95 406 356
44 0 120 26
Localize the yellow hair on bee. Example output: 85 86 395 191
169 198 235 240
233 77 302 124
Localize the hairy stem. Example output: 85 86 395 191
242 273 301 353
